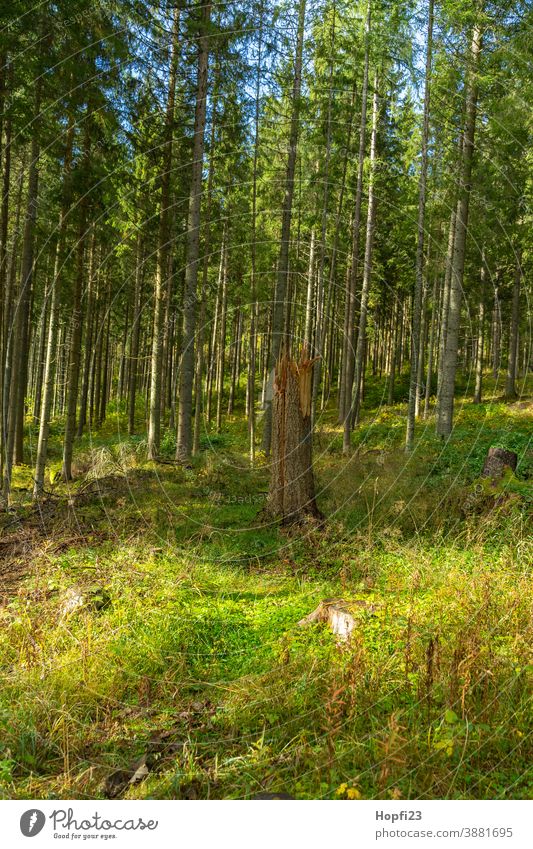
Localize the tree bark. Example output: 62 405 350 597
227 306 241 415
388 299 401 405
12 83 42 469
215 239 228 433
262 0 306 455
473 253 486 404
340 0 370 425
423 271 439 418
128 233 144 435
303 229 315 349
33 120 74 497
406 0 433 450
176 0 211 462
2 155 26 480
248 1 264 467
192 67 219 454
343 74 379 453
0 62 13 480
492 284 501 379
62 209 88 480
436 21 482 438
77 231 97 437
148 1 181 459
264 351 321 524
436 208 456 405
505 255 521 399
415 267 429 417
312 3 336 413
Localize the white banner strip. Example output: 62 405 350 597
3 799 532 849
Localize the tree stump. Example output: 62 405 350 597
264 350 322 524
481 447 517 480
298 598 376 642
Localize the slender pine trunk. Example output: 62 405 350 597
262 0 306 455
340 0 370 424
343 74 379 453
61 208 88 480
423 272 439 418
436 20 482 437
473 253 486 404
77 234 97 437
406 0 433 449
33 122 74 497
148 2 181 459
176 0 211 462
505 254 521 399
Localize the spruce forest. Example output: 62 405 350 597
0 0 532 801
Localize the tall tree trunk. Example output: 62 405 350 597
193 64 219 455
262 0 307 455
340 0 370 424
98 302 111 426
61 208 88 480
227 307 241 415
261 308 272 409
473 252 486 404
128 233 144 435
3 94 40 501
215 239 228 433
32 277 50 423
205 238 224 425
505 254 521 399
119 289 130 404
492 284 501 379
436 208 456 402
248 0 264 467
326 81 355 412
2 156 26 480
33 121 74 497
0 61 13 480
303 229 315 348
312 2 336 413
176 0 211 462
415 266 429 417
343 74 379 454
77 233 97 436
148 2 181 459
436 20 482 437
406 0 433 450
388 299 400 405
12 84 42 468
423 272 439 418
90 273 103 427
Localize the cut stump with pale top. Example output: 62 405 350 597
298 598 376 642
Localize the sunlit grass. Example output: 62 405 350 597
1 372 531 799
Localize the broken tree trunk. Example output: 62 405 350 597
481 447 517 481
265 350 321 524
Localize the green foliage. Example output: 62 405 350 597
1 386 531 800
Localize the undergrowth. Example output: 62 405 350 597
0 374 531 800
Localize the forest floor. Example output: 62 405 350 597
0 374 532 800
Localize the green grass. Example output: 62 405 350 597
0 372 531 800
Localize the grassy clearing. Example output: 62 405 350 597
0 375 532 800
